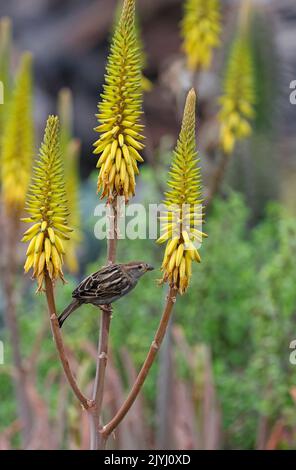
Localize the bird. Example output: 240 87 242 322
58 261 154 328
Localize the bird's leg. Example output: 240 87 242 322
99 304 112 316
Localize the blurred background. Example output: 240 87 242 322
1 0 296 450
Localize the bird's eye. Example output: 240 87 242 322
138 265 144 270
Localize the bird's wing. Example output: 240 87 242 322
72 264 132 302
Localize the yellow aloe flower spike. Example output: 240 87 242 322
58 88 82 274
113 1 152 93
181 0 221 71
218 2 255 154
94 0 144 203
1 52 34 214
218 36 255 154
22 115 73 292
157 89 207 295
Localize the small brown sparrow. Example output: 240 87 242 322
58 262 154 327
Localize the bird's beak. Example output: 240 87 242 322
146 264 154 271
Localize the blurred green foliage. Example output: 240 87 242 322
1 166 296 449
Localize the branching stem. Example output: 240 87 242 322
44 274 91 410
91 198 118 450
101 286 178 445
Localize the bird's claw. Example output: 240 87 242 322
100 304 112 315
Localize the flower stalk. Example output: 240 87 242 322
22 115 93 443
90 0 143 450
99 89 206 447
90 198 118 450
44 274 91 409
100 286 178 446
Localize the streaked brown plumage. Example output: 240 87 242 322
58 261 154 328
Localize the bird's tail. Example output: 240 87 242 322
58 299 81 328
